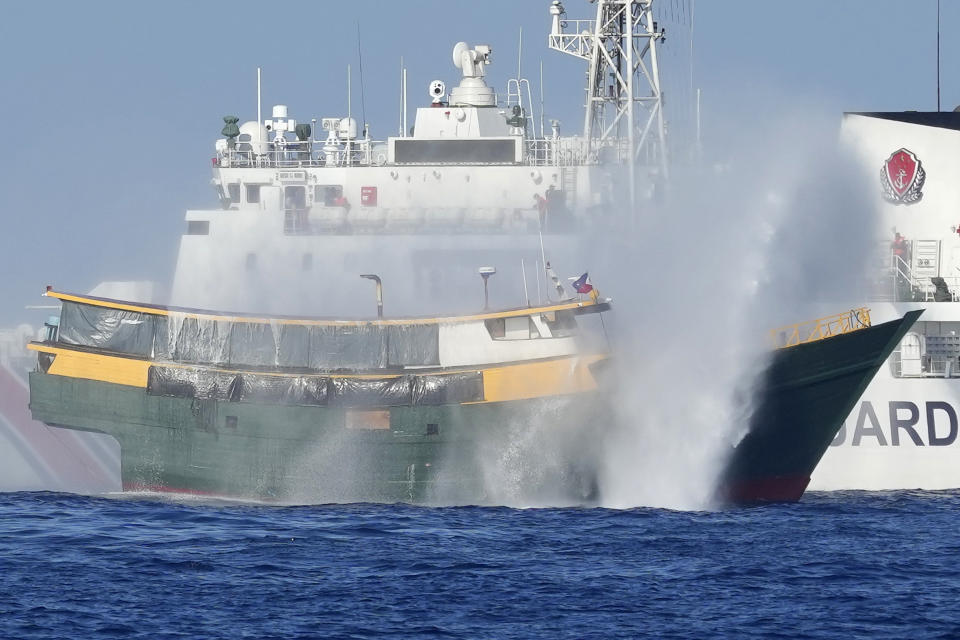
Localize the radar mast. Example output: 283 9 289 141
549 0 667 209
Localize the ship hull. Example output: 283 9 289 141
812 303 960 491
28 372 606 504
719 310 922 503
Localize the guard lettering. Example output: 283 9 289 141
926 401 958 446
852 401 887 446
889 401 924 446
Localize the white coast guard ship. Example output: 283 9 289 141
810 111 960 491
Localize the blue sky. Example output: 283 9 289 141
0 0 953 324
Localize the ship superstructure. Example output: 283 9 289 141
171 1 668 316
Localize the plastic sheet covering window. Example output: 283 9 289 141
277 324 310 368
229 322 277 367
168 314 231 365
147 366 243 401
387 324 440 366
57 302 156 356
147 366 483 407
308 324 387 370
70 305 443 370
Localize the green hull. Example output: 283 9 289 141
29 372 605 504
718 310 922 502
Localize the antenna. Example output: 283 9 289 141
357 22 367 126
517 27 523 112
398 56 403 136
347 64 352 167
257 67 262 151
937 0 941 112
696 87 702 158
690 0 696 158
539 59 545 139
521 259 530 306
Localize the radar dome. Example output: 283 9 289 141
236 121 269 155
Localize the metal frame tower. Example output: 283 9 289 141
549 0 667 206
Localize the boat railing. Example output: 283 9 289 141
525 137 590 167
281 205 540 236
218 136 610 169
891 352 960 378
770 308 872 349
881 251 960 302
217 139 385 169
913 275 960 302
548 19 598 57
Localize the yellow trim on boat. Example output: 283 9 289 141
29 344 151 388
481 354 604 402
28 342 607 401
45 290 607 327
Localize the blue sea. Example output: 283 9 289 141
1 491 958 639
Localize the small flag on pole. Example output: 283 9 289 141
572 272 593 294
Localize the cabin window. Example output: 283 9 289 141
246 184 261 204
227 183 240 204
316 185 343 206
284 185 306 210
485 318 505 338
484 317 540 340
170 316 230 364
56 301 156 356
276 324 310 368
393 139 517 164
308 324 388 369
186 221 209 235
228 322 277 367
387 324 440 366
543 310 578 338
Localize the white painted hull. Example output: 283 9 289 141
811 303 960 490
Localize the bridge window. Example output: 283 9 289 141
186 221 209 235
284 186 306 210
484 317 540 340
316 185 343 206
246 184 261 204
542 310 577 337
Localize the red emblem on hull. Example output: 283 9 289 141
881 148 925 205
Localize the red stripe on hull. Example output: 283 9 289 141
723 475 811 504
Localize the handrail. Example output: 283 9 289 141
216 135 632 169
770 308 872 349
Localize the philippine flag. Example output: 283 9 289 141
572 272 593 294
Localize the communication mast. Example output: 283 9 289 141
548 0 667 207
